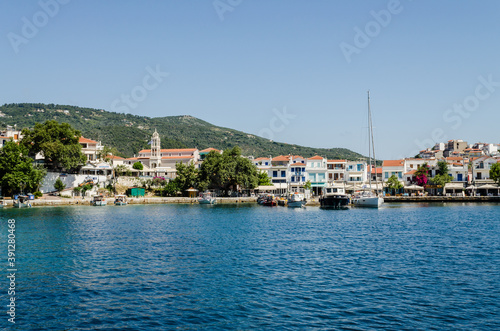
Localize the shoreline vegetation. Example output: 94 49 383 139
1 196 499 208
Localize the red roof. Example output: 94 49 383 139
254 157 270 161
200 148 219 153
405 170 417 175
291 163 306 166
308 155 324 160
327 159 347 163
272 155 290 162
383 160 404 167
138 148 197 154
107 155 125 160
79 137 98 144
446 157 463 161
161 156 194 160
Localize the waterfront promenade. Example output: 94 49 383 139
3 195 499 208
1 196 258 207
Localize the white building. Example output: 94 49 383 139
346 160 368 183
0 125 22 148
327 159 346 183
79 137 104 162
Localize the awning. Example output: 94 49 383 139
444 183 465 190
257 185 276 191
404 184 424 190
478 184 499 189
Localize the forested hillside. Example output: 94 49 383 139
0 103 366 160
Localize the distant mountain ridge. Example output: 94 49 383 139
0 103 366 160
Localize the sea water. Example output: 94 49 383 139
1 203 499 330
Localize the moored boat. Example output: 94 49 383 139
351 91 384 208
0 197 4 208
262 195 277 206
14 195 31 208
91 195 107 206
287 192 306 208
319 186 349 209
198 191 216 204
351 191 383 208
114 195 127 206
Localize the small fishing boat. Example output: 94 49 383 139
0 197 5 208
198 191 216 204
277 197 287 206
114 195 127 206
91 195 107 206
14 195 31 208
287 192 306 208
262 195 277 206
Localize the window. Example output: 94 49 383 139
357 164 363 171
273 171 277 177
302 176 305 182
398 172 402 179
281 171 286 177
265 162 268 166
385 172 389 179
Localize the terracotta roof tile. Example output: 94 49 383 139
383 160 404 167
79 137 98 144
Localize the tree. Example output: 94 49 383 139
437 161 449 176
304 180 312 190
490 163 500 185
114 164 130 177
386 174 403 195
174 162 199 192
414 163 429 186
0 140 46 196
21 120 86 170
198 147 259 196
431 174 451 188
258 171 272 186
162 181 180 197
54 178 66 192
133 162 143 170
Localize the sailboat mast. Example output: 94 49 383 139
367 91 372 189
368 91 379 194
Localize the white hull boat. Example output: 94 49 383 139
199 192 216 204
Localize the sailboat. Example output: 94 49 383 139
352 91 384 208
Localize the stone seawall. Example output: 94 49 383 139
1 197 258 207
384 196 500 203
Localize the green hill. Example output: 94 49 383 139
0 103 365 160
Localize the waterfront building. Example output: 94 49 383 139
79 137 104 162
327 159 346 183
289 155 307 190
471 156 500 183
382 160 405 181
307 156 328 195
346 160 368 183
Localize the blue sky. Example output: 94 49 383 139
1 0 499 159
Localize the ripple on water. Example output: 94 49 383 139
0 203 499 330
